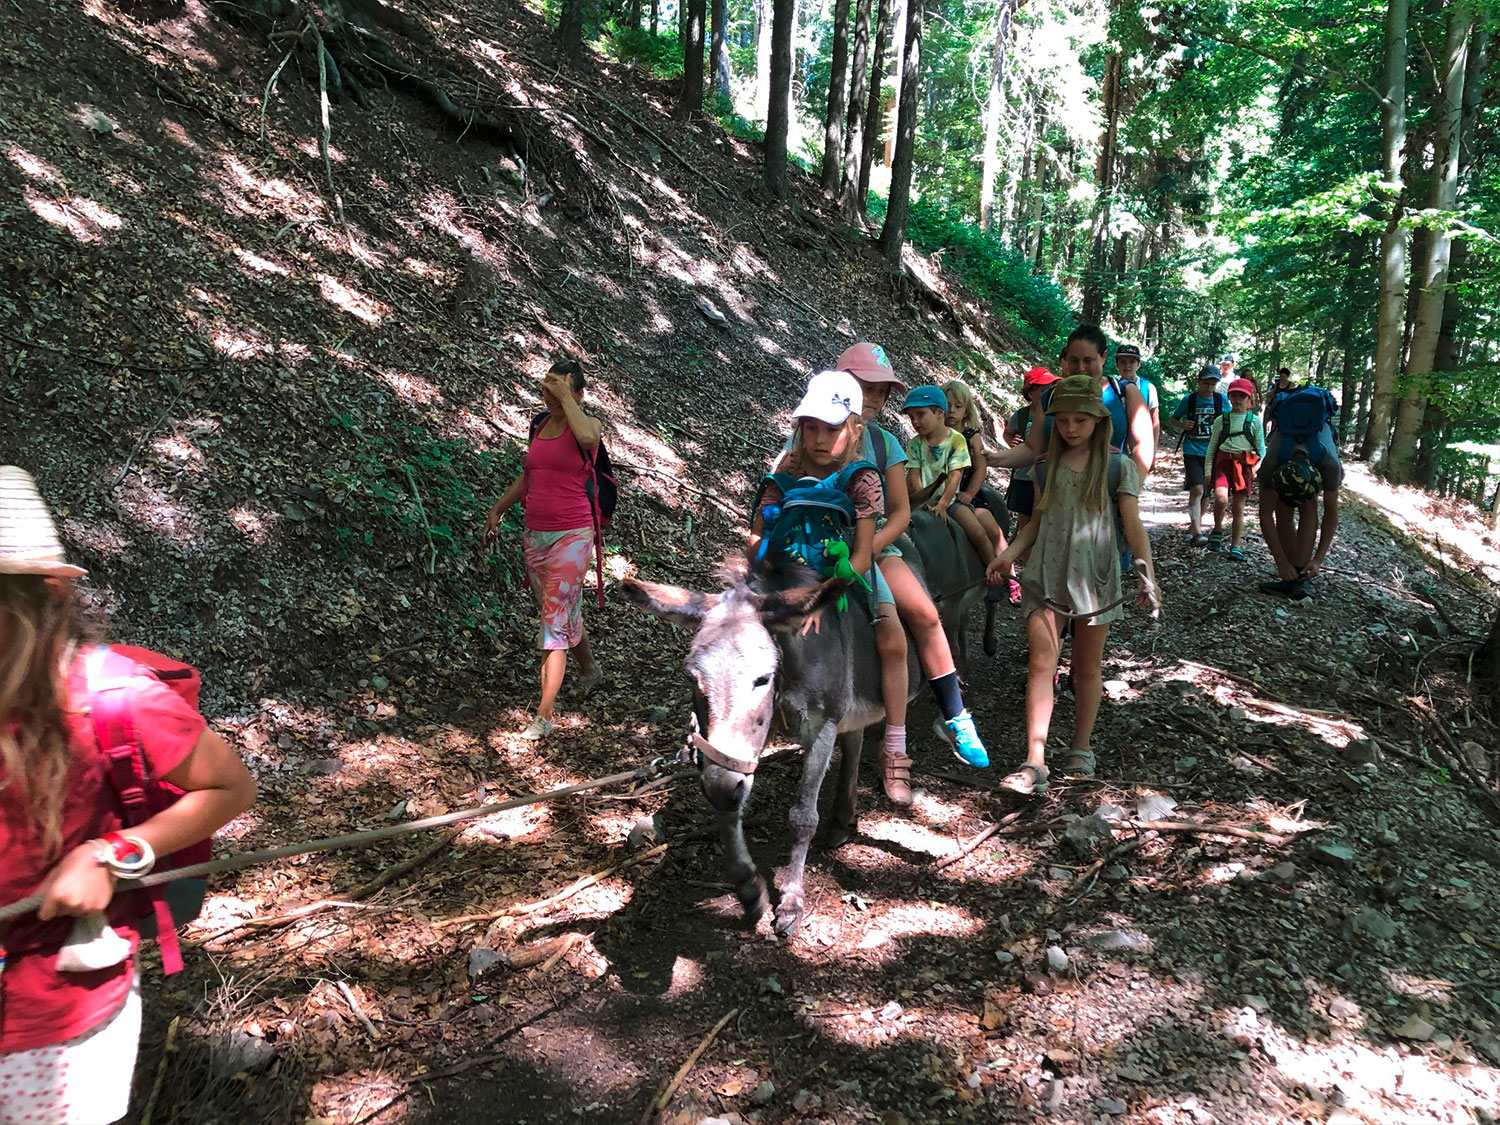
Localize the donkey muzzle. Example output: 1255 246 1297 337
690 732 760 776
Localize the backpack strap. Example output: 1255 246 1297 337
1104 375 1136 456
86 647 186 974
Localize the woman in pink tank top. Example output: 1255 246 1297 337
482 360 604 742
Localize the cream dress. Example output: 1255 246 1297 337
1021 456 1140 627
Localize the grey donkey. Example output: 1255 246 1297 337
621 511 988 936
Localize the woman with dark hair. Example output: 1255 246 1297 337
483 360 605 741
0 466 255 1123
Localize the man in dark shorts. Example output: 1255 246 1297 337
1171 366 1228 545
1259 384 1342 601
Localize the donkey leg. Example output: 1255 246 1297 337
704 770 768 925
774 720 839 936
826 729 865 850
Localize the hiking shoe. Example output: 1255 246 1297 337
879 748 914 806
935 711 989 768
519 715 554 741
1188 533 1206 546
1007 578 1022 606
1228 546 1246 561
1289 581 1314 603
1207 532 1223 552
1258 579 1295 597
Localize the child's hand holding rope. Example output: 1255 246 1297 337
1131 558 1162 619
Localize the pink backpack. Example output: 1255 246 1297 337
86 645 212 974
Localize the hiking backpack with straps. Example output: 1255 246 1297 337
1215 412 1257 448
527 413 617 609
86 645 213 975
1042 377 1139 456
1270 387 1337 466
753 461 880 585
1175 391 1228 450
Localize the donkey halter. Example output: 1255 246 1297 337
688 732 761 776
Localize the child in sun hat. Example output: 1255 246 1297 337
983 378 1159 795
0 466 256 1124
1204 377 1266 560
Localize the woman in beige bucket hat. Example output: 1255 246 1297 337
0 466 255 1123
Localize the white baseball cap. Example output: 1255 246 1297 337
792 370 863 425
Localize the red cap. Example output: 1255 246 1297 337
836 342 907 392
1227 378 1255 397
1023 367 1059 389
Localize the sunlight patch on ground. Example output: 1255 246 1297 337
24 189 123 242
212 326 273 360
376 367 444 406
60 516 131 557
858 815 962 861
317 273 388 324
847 902 986 954
7 143 62 183
1342 462 1500 584
229 507 275 546
214 154 321 220
234 247 290 275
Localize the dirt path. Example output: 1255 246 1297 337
131 454 1498 1125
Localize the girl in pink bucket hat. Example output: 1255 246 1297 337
0 466 256 1123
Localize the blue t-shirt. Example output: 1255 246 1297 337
1173 391 1228 457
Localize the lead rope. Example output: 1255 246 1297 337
0 756 676 925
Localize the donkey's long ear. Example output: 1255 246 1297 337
621 578 721 628
758 579 846 633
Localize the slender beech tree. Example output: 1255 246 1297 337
857 0 895 214
879 0 922 266
677 0 708 117
764 0 796 196
978 0 1019 231
711 0 732 98
1387 0 1471 481
839 0 872 217
820 0 852 193
560 0 585 62
755 0 773 122
1081 48 1122 323
1361 0 1410 466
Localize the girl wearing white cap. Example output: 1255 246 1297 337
0 467 255 1124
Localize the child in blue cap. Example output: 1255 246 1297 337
900 385 1000 582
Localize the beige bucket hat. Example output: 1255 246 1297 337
0 466 87 578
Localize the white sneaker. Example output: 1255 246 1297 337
520 715 554 741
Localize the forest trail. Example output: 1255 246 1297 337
1 0 1498 1121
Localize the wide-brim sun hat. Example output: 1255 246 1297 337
1227 378 1255 397
1023 366 1059 389
0 466 86 578
792 370 864 426
1043 375 1110 419
836 342 907 393
899 386 949 413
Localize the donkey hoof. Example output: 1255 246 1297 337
773 896 804 937
825 821 855 850
740 879 770 926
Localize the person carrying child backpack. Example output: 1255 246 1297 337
482 358 612 742
0 466 256 1125
982 379 1160 795
1203 378 1266 559
1259 384 1343 602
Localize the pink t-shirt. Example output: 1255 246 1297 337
524 424 597 532
0 653 205 1052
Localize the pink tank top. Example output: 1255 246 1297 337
524 425 596 532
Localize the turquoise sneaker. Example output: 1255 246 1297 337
935 711 989 768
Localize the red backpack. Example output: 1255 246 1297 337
85 645 212 974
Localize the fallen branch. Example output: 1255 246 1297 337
138 1015 178 1125
641 1008 739 1124
434 843 669 929
1067 836 1146 903
1121 820 1306 847
761 278 829 324
112 384 188 490
402 464 439 574
537 931 583 974
335 979 380 1038
311 18 335 194
931 809 1028 871
0 329 209 376
260 40 298 142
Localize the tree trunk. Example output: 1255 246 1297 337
763 0 795 197
1337 241 1362 441
1414 404 1449 487
1081 50 1122 324
977 1 1016 231
857 0 894 214
629 0 642 32
754 0 772 122
884 0 907 167
677 0 707 118
650 0 659 36
1361 0 1409 467
711 0 732 98
838 0 872 217
1387 1 1471 484
560 0 585 62
879 0 921 267
820 0 851 192
1031 155 1047 268
1356 355 1374 445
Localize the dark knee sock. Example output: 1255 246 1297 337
929 671 964 720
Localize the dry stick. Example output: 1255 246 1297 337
0 328 209 376
336 979 380 1038
433 842 669 929
1122 820 1305 847
761 278 830 324
931 809 1027 871
313 19 334 194
0 765 659 923
641 1008 739 1124
537 932 582 974
401 464 439 574
1067 836 1146 904
138 1015 179 1125
508 48 727 196
112 385 187 490
259 41 297 142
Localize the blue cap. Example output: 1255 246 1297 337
899 386 949 413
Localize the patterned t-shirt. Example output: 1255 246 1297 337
905 430 972 490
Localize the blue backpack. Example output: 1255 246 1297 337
754 461 879 595
1273 387 1337 463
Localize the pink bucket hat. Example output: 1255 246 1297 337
836 342 907 392
0 466 86 578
